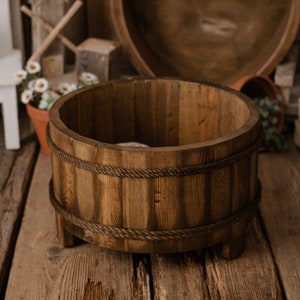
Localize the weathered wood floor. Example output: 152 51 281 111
0 108 300 299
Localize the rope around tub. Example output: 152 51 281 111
49 179 261 241
46 125 263 179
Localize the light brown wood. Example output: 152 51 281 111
151 218 283 299
4 151 285 299
3 119 300 298
48 78 261 255
5 153 141 300
0 108 38 298
108 0 300 85
259 144 300 300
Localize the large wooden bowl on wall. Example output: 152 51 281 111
108 0 300 85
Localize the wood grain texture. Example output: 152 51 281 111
259 142 300 300
205 218 283 300
108 0 300 85
5 154 146 300
48 79 261 254
76 38 122 80
5 130 300 299
0 109 38 298
149 218 282 299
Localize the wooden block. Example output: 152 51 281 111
76 38 123 81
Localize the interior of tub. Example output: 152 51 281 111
55 79 254 147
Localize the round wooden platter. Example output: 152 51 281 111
108 0 300 86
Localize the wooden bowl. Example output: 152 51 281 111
108 0 300 85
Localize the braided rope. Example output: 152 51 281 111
46 125 263 178
49 179 261 241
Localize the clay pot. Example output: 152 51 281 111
231 74 285 133
26 104 50 155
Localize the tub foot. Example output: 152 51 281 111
55 213 75 247
221 235 246 260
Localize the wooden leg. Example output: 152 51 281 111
55 213 75 247
221 234 246 260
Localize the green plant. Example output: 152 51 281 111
253 95 284 151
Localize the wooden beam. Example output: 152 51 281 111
29 0 83 62
21 5 77 54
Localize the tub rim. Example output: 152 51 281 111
48 77 260 154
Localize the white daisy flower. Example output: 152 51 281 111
80 72 99 84
34 78 49 93
21 90 33 104
14 70 27 84
25 60 41 74
58 82 77 95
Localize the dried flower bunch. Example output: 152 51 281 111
15 61 99 110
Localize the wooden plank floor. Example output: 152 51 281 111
1 109 300 299
0 106 38 299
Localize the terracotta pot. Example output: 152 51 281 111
230 74 285 133
26 104 50 155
